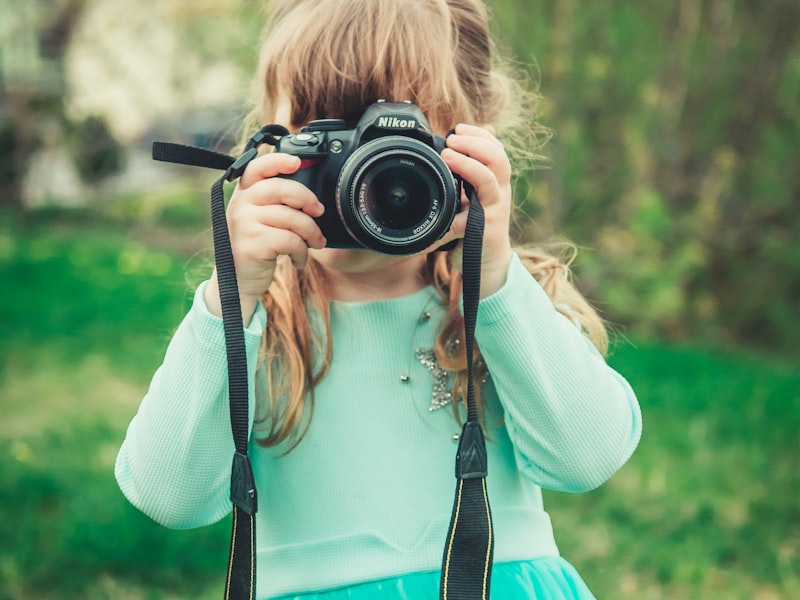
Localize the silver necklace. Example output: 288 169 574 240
415 347 453 411
399 293 454 412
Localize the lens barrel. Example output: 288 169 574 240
336 137 458 254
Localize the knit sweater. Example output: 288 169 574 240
115 253 642 598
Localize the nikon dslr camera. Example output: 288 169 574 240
276 100 460 255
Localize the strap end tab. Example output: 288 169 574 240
231 451 258 515
455 421 488 479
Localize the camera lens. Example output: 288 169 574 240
362 162 433 231
336 137 458 254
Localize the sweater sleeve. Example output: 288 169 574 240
476 253 642 493
115 281 266 529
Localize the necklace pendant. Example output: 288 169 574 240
428 392 453 412
415 348 452 411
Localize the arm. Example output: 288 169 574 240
117 152 322 529
115 281 266 528
477 253 642 493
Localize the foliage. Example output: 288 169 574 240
0 0 89 209
0 121 18 205
1 217 798 598
4 0 798 354
488 0 800 355
67 116 126 184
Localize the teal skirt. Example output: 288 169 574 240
274 557 597 599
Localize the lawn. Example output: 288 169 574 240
1 214 797 599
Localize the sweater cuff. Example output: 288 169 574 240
476 252 553 326
192 280 267 341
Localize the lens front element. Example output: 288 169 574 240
337 137 458 255
362 158 436 232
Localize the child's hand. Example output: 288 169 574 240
437 124 514 298
204 153 327 320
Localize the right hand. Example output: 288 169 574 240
204 153 327 321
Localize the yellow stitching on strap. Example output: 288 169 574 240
442 479 464 600
249 513 255 600
481 478 492 599
226 508 238 600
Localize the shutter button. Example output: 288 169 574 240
292 133 319 145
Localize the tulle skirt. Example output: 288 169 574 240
273 557 597 599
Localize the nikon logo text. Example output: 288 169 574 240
377 116 417 129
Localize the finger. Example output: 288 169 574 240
441 148 503 204
238 153 302 189
448 209 470 241
243 227 312 270
244 177 325 217
285 231 312 270
249 204 328 249
445 134 511 183
453 123 504 149
428 208 469 251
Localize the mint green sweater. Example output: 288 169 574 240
116 253 641 598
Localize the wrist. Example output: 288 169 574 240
204 270 261 325
479 249 513 299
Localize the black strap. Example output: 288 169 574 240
210 172 259 597
225 505 256 599
151 128 493 600
152 142 235 171
153 138 261 599
439 183 494 599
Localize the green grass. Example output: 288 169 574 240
1 214 797 599
547 342 799 599
0 214 227 599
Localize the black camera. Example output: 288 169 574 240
275 100 460 255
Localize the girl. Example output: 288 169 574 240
116 0 642 598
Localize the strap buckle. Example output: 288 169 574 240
224 124 291 182
225 148 259 182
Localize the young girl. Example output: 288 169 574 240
116 0 642 598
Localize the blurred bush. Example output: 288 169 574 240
1 0 797 356
67 115 125 184
490 0 800 355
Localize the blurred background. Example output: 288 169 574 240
1 0 797 598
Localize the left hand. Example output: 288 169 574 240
434 123 514 298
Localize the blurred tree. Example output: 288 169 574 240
2 0 797 354
490 0 800 354
65 0 261 146
68 115 125 183
0 0 87 210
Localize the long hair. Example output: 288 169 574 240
245 0 606 449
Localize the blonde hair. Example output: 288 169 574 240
246 0 607 449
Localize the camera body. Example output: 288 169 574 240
275 100 459 255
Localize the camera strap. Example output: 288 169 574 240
154 126 288 600
152 127 493 600
439 181 494 600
